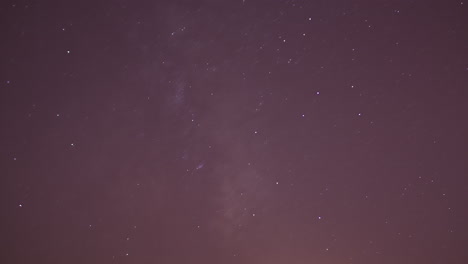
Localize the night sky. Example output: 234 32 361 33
2 0 468 263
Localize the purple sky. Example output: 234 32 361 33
1 0 468 263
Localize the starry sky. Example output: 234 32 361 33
1 0 468 263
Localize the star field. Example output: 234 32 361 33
1 0 468 263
